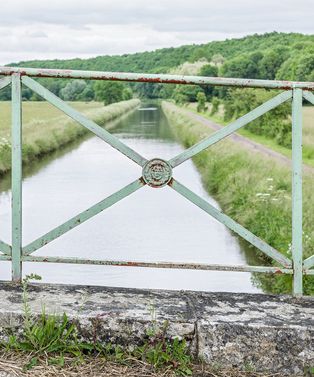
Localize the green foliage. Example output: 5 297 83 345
295 54 314 82
304 366 314 376
8 274 85 358
258 46 291 79
8 311 80 355
173 85 204 104
223 88 291 148
210 54 225 67
122 87 133 101
4 274 193 375
94 81 132 105
221 52 264 79
134 323 192 376
199 64 218 77
135 82 163 99
210 97 220 115
199 64 218 99
60 80 88 101
196 92 207 113
276 52 314 82
8 32 313 103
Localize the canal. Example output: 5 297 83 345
0 104 261 293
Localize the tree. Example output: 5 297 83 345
190 48 208 62
259 47 290 79
210 97 220 115
211 54 225 67
295 54 314 81
276 53 314 81
172 85 204 103
223 88 291 147
77 85 95 101
122 87 133 101
199 64 218 99
134 82 161 99
60 80 87 101
94 81 126 105
196 92 206 112
199 64 218 77
221 53 263 79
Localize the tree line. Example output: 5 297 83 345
1 32 313 147
1 32 312 102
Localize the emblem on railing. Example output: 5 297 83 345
142 158 172 188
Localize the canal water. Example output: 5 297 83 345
0 104 261 293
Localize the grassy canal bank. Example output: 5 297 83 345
0 99 140 175
162 101 314 295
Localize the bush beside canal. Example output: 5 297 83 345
162 101 314 295
0 99 140 176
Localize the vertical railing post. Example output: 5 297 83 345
292 87 303 296
11 73 22 282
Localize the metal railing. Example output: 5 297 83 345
0 66 313 296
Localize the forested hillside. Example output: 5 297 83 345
1 32 313 148
1 32 313 101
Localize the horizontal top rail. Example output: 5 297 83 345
0 66 314 91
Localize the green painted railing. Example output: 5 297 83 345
0 67 313 296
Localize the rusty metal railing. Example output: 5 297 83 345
0 66 313 296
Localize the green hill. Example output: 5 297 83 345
7 31 313 76
1 32 313 102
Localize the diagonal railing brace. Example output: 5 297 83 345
168 178 292 268
22 76 147 167
23 178 145 255
169 90 292 167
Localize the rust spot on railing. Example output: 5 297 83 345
139 177 146 185
275 269 283 274
167 178 174 187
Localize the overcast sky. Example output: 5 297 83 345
1 0 313 65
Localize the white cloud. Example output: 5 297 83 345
0 0 313 65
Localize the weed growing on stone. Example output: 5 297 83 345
2 275 193 376
6 274 88 367
134 321 192 376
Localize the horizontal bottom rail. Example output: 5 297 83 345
2 255 313 274
22 255 294 274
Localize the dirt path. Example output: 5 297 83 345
166 102 314 175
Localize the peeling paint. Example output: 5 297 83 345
0 66 313 90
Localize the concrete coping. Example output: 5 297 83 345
0 282 313 375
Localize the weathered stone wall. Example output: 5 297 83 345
0 283 312 375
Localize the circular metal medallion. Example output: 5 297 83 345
142 158 172 188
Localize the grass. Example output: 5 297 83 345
0 275 296 377
0 351 294 377
185 102 314 167
162 101 314 295
3 275 193 376
0 99 140 175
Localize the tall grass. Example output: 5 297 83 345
0 99 140 175
162 101 314 295
186 101 314 167
303 106 314 160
